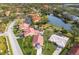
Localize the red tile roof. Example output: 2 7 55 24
32 15 41 22
19 23 40 36
19 23 30 30
33 34 44 47
29 13 41 22
19 22 44 46
23 27 35 37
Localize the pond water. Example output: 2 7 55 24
48 15 72 30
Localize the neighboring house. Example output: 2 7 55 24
29 13 41 22
68 44 79 55
49 34 69 48
49 34 69 55
63 12 79 22
32 14 41 22
70 15 79 21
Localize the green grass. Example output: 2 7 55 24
17 36 36 55
60 48 69 55
42 41 57 55
60 39 73 55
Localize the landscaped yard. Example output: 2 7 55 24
42 26 59 55
17 36 37 55
42 42 57 55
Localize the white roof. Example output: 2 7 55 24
49 34 69 48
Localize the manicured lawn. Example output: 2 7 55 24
17 36 37 55
17 36 57 55
60 48 69 55
42 41 57 55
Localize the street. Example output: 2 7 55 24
0 20 23 55
6 20 23 55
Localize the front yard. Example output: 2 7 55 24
17 36 37 55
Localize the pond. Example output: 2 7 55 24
48 15 72 30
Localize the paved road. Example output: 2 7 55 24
5 21 23 55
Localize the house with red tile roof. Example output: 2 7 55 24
23 27 36 37
68 44 79 55
19 22 41 35
19 22 30 30
32 14 41 22
19 23 35 36
33 34 44 47
19 22 44 47
29 13 41 22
